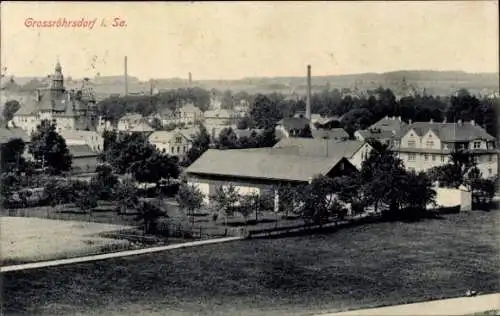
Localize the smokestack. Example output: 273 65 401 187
188 72 192 86
306 65 311 120
124 56 128 96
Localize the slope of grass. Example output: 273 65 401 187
2 210 499 316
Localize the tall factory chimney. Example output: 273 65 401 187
306 64 311 120
124 56 128 96
188 72 192 86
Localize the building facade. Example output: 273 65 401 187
393 120 498 178
148 130 193 157
59 130 104 152
12 61 98 135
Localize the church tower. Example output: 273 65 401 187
50 60 65 99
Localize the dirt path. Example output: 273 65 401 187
317 293 500 316
1 236 242 273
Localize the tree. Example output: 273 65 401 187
216 127 239 149
295 176 342 226
44 179 72 211
2 100 20 124
400 171 436 211
238 194 258 225
73 183 98 217
249 94 284 130
332 175 365 215
428 149 477 188
149 117 163 130
182 124 211 166
176 183 204 226
90 164 119 200
129 150 179 186
297 124 313 138
360 146 407 214
1 138 26 173
135 200 166 234
114 179 139 215
29 120 72 174
0 172 19 208
211 184 240 226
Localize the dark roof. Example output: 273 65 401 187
369 116 407 132
396 121 495 142
186 149 349 182
0 127 31 144
277 117 310 131
234 129 265 139
357 129 396 141
312 128 349 140
274 138 367 159
68 144 98 158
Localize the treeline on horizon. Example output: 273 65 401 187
96 87 498 138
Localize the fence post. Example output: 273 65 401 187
199 226 202 239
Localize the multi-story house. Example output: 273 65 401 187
157 103 204 127
355 116 407 146
59 130 104 152
12 61 98 135
203 109 239 127
148 130 193 157
393 119 498 178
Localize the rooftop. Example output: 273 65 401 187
369 116 407 133
68 144 98 158
274 138 367 159
312 128 349 140
186 149 348 182
397 121 495 142
0 127 31 144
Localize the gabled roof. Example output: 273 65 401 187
148 130 189 143
369 116 407 133
68 144 98 158
277 117 310 131
178 127 199 140
59 130 101 141
179 103 202 113
127 122 154 132
312 128 349 140
186 149 350 182
0 127 31 144
357 129 396 141
274 138 368 159
119 113 143 122
397 121 495 142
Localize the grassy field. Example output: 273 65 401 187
2 210 499 316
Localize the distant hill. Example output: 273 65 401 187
2 70 499 99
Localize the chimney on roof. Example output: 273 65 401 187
470 120 475 126
306 65 311 120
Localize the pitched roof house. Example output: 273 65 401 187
312 128 349 140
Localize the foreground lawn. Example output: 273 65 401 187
3 210 499 316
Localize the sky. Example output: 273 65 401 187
1 1 498 81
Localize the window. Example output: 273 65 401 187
424 154 428 161
408 153 416 161
171 147 174 153
473 141 481 149
443 144 449 150
432 154 436 161
177 146 180 153
176 137 182 143
407 140 416 148
488 155 493 162
488 169 492 175
441 155 445 163
426 141 434 148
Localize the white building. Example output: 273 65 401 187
148 130 193 157
59 130 104 152
393 119 498 178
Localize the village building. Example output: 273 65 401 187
354 116 407 145
273 138 374 170
67 144 100 174
275 117 311 139
0 127 32 170
59 130 104 152
392 119 498 178
203 109 239 127
157 103 204 127
148 130 193 157
12 61 98 135
312 128 349 141
185 148 357 205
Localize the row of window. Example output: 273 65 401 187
405 140 484 150
406 153 494 163
161 146 188 154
